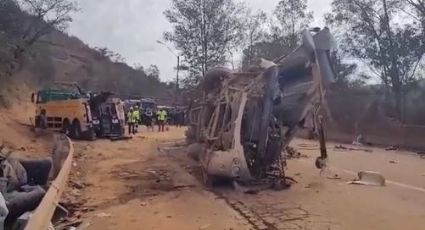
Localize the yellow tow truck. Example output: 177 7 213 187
31 82 96 140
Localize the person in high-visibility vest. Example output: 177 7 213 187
127 107 135 135
156 108 167 132
133 105 140 133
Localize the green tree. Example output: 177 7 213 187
273 0 313 49
94 47 125 63
242 10 267 67
0 0 24 77
406 1 425 48
241 38 292 70
0 0 77 78
326 0 424 119
330 51 359 87
15 0 78 57
240 0 313 69
164 0 245 85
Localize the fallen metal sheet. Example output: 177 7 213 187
348 171 386 186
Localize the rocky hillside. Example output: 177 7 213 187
22 30 170 97
0 0 172 103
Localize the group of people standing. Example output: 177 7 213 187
126 106 168 135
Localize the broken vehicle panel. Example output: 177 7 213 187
186 28 336 185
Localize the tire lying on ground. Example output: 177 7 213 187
0 158 52 225
0 134 73 229
5 186 46 223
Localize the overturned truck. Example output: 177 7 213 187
186 28 336 187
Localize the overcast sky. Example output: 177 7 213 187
68 0 332 82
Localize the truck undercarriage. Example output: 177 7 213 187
186 28 336 187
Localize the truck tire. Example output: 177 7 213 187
71 120 82 139
62 120 71 137
87 129 96 141
95 130 102 138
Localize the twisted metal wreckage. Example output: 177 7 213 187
186 28 336 188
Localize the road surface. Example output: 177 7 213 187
63 127 425 230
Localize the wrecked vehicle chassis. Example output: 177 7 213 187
187 28 335 186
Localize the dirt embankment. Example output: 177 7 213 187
0 80 52 157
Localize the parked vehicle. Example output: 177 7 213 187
31 82 96 140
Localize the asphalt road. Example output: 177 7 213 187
68 128 425 230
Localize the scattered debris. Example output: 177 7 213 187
95 212 112 218
55 219 83 230
304 181 323 189
319 167 340 180
334 144 348 150
71 189 81 196
348 171 386 186
326 174 341 180
334 144 372 153
170 185 197 190
199 224 211 230
70 181 84 189
76 220 92 229
385 146 398 151
297 143 319 148
417 151 425 159
110 136 132 141
352 134 365 146
286 146 308 159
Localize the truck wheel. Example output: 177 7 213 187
71 120 82 139
87 130 96 141
62 120 71 136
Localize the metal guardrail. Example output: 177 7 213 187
24 135 74 230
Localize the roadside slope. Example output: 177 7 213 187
0 81 51 157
